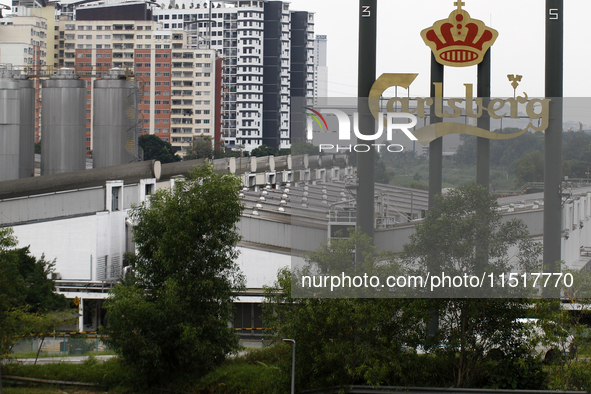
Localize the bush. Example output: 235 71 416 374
195 346 290 394
484 356 547 390
547 360 591 391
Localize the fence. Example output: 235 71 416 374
10 333 110 357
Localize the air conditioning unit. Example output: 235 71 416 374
51 272 62 280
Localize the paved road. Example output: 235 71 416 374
2 355 116 364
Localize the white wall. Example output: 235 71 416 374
12 215 97 280
236 246 290 289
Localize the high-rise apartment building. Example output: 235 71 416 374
152 0 315 152
0 4 55 141
313 34 327 98
54 18 221 155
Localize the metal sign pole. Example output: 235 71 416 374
356 0 377 260
544 0 563 294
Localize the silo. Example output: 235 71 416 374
41 68 86 175
15 75 35 178
93 68 135 168
0 68 21 182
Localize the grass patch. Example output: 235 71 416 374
1 346 292 393
9 349 117 359
2 356 132 390
2 387 103 394
193 345 290 394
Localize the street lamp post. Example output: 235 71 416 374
283 339 296 394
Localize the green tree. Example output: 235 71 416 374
514 150 544 187
264 231 424 390
290 141 318 156
183 136 223 161
250 144 275 157
138 134 181 164
402 184 543 388
104 164 245 386
0 229 70 359
531 269 591 389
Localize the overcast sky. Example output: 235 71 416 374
288 0 591 99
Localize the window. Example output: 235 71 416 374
111 186 121 211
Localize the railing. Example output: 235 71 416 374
9 333 111 358
302 387 582 394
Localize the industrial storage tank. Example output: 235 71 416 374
93 68 136 168
41 68 86 175
0 67 21 182
16 75 35 178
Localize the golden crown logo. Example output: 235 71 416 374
420 1 498 67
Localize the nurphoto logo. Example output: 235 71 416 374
304 107 417 153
